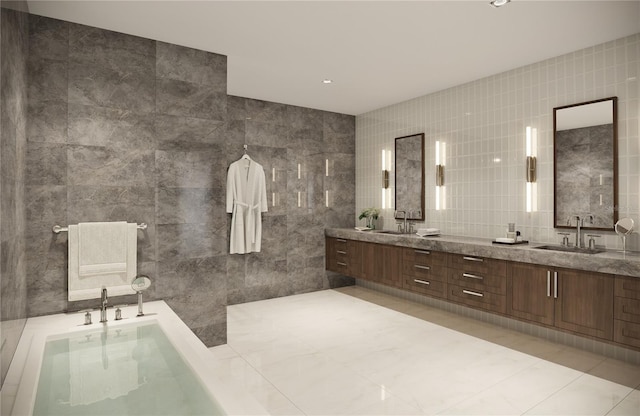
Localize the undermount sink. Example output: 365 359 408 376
372 230 407 235
534 245 605 254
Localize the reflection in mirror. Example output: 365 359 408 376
554 97 617 230
395 133 425 221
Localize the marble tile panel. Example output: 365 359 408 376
156 78 226 121
258 215 287 259
0 177 16 242
26 266 67 316
156 187 224 225
68 104 155 149
1 114 17 180
155 148 226 189
226 119 246 145
27 57 67 104
156 223 228 262
244 256 288 288
25 142 67 186
226 95 249 121
25 185 67 234
68 60 155 112
27 100 67 143
288 128 324 153
155 255 227 302
243 98 288 125
67 146 155 187
68 23 155 59
154 114 225 150
25 229 67 281
244 120 289 148
28 15 69 61
523 373 633 415
286 105 323 131
192 321 227 347
156 41 226 88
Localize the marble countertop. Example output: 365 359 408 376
325 228 640 278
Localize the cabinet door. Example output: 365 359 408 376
379 245 402 288
360 242 402 287
507 263 555 326
555 269 614 340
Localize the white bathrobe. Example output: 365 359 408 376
226 157 268 254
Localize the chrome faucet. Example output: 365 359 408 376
567 215 594 248
396 210 407 233
100 287 108 323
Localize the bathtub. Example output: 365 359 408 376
1 301 266 415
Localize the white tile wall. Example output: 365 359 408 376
356 34 640 250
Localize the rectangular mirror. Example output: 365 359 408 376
395 133 425 221
553 97 618 230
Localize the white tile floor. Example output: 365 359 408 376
209 287 640 415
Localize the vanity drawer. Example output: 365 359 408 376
448 284 506 314
403 248 447 267
403 275 447 299
403 261 447 281
614 320 640 349
448 254 507 277
615 276 640 300
447 268 506 295
615 297 640 323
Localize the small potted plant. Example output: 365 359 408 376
359 207 380 230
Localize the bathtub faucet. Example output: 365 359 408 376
100 287 108 323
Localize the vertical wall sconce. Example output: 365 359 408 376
381 149 391 209
525 126 538 212
435 141 446 210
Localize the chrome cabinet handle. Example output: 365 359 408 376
463 256 483 262
546 271 551 297
462 273 483 280
415 250 431 255
462 289 484 297
337 250 346 254
414 265 430 270
553 271 558 299
337 262 347 266
414 279 430 286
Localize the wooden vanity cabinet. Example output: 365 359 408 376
507 263 614 340
402 248 447 298
326 237 359 277
360 242 403 288
447 254 507 313
614 276 640 348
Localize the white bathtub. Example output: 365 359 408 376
1 301 266 415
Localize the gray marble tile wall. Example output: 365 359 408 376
0 5 29 387
24 15 355 347
226 97 355 305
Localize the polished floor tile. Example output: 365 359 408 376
208 287 640 415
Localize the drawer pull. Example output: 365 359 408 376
414 279 430 286
337 262 347 266
336 239 347 243
463 256 483 262
336 250 347 254
415 250 431 255
415 265 431 271
462 272 483 280
462 289 484 298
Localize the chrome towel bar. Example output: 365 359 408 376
52 223 147 234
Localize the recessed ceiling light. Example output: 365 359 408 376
322 79 333 84
489 0 510 8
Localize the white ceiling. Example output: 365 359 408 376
26 1 640 115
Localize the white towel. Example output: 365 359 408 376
79 222 127 276
68 222 137 301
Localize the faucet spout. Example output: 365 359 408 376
100 287 108 323
567 215 585 248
